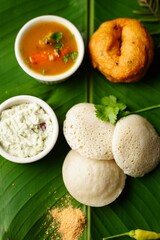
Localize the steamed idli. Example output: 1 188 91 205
62 150 126 207
112 114 160 177
63 103 114 160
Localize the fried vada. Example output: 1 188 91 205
89 18 154 83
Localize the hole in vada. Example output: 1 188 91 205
108 24 122 57
89 18 154 83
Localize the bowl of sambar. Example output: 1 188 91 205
15 15 84 84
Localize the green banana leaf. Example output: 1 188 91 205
1 0 160 239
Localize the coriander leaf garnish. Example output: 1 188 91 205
95 105 119 125
50 32 63 43
69 51 78 61
63 54 69 63
95 95 160 125
63 52 78 63
55 42 64 50
95 95 129 125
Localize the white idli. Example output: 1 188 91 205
112 114 160 177
62 150 126 207
63 103 115 160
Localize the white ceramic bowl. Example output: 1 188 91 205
15 15 84 84
0 95 59 163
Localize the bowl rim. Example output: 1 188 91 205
0 95 59 163
14 15 84 82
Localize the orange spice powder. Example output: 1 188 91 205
50 206 86 240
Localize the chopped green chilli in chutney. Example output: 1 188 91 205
20 22 78 75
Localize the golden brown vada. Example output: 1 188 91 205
89 18 154 83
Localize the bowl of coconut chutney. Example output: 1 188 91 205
0 95 59 163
